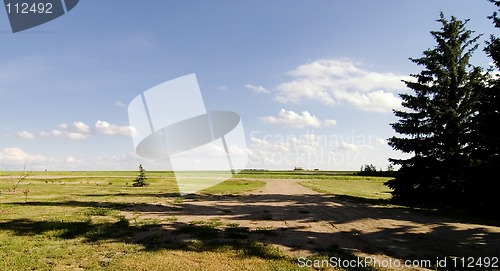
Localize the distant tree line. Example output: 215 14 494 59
357 164 395 177
386 1 500 214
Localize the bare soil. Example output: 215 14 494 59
132 179 500 270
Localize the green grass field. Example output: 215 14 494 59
0 171 385 270
299 177 393 204
236 170 359 179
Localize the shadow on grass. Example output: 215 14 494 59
81 192 181 198
0 218 288 261
332 194 392 205
9 200 172 213
0 217 153 241
4 192 500 266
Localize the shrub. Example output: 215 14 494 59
132 164 148 187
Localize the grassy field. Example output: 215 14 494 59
0 170 358 179
0 171 384 270
236 170 359 179
0 171 174 178
299 177 393 204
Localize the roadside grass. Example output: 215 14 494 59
0 172 329 271
299 177 393 204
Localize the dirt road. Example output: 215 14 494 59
134 179 500 270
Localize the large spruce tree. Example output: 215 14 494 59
482 1 500 170
485 1 500 166
469 0 500 209
387 13 486 206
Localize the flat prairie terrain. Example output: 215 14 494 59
0 172 499 270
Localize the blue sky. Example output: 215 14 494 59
0 0 497 171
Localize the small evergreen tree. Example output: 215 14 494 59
387 13 486 206
133 164 148 187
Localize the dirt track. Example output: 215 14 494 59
135 179 500 270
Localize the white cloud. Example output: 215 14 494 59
95 120 137 137
249 136 290 165
115 101 126 108
38 122 90 140
39 129 64 138
58 123 69 130
166 141 249 171
66 132 88 140
261 109 322 128
0 147 48 163
275 58 409 112
18 120 137 140
250 136 290 153
323 119 337 127
377 138 387 145
245 84 270 94
66 156 82 164
73 121 90 134
17 131 35 140
93 152 164 170
217 85 228 91
340 142 359 152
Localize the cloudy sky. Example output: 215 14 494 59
0 0 496 171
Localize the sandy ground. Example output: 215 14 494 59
126 179 500 270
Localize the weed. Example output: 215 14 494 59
175 219 224 239
117 216 130 226
166 216 178 222
239 242 285 259
225 224 250 239
87 207 113 216
191 218 223 228
138 218 160 226
8 166 32 192
173 198 184 205
22 190 29 203
253 227 279 236
175 224 219 239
